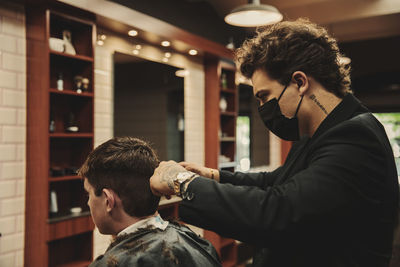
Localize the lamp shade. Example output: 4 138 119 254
224 1 283 27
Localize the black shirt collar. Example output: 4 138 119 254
310 93 369 141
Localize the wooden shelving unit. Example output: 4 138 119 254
26 4 96 267
205 56 238 266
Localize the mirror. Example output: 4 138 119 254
113 52 185 161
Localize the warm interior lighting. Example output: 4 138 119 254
96 40 104 46
164 52 171 58
175 69 189 77
188 49 198 56
338 56 351 65
135 44 142 49
99 34 106 40
162 57 169 62
224 0 283 27
161 41 170 47
128 30 138 36
132 49 139 55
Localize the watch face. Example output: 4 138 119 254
177 171 192 180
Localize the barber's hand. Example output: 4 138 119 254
179 162 220 182
150 160 187 198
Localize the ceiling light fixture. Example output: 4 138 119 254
161 41 170 47
188 49 198 56
135 45 142 50
164 52 171 58
132 49 139 55
162 57 169 62
224 0 283 27
128 30 138 36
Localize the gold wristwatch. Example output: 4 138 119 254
174 171 198 197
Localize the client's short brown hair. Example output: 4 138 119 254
235 18 351 98
79 137 160 217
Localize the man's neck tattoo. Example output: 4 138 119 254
309 94 328 115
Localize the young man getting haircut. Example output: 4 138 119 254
79 136 221 266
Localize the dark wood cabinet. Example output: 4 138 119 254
26 5 95 267
205 56 238 266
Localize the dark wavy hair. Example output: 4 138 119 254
79 136 160 217
235 18 351 98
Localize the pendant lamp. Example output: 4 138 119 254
224 0 283 27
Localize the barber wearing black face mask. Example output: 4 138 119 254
150 19 398 267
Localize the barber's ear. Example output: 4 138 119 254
103 188 116 212
291 71 309 95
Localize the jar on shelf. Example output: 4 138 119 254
219 96 227 112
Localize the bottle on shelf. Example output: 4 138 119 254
57 73 63 91
49 112 56 132
49 190 58 214
74 75 83 94
49 120 55 133
221 72 228 89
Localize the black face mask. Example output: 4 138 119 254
258 84 304 141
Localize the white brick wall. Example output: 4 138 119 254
0 3 26 266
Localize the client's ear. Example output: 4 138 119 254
103 189 116 212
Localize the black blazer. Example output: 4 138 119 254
179 94 399 267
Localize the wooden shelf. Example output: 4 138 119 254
50 133 93 138
205 58 238 266
159 196 181 206
220 111 237 117
48 211 91 224
50 88 93 97
49 175 82 182
48 212 94 241
219 161 237 169
220 136 235 142
50 50 93 62
221 88 236 94
26 6 95 266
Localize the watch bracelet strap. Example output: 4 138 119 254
179 173 199 198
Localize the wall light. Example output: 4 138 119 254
175 69 189 77
128 30 138 36
188 49 198 56
224 0 283 27
161 41 170 47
